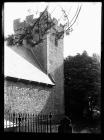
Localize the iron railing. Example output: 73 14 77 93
4 112 59 133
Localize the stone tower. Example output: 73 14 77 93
12 12 64 116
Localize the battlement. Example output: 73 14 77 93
13 15 36 34
13 11 64 36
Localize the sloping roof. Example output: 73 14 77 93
4 45 55 85
10 44 47 74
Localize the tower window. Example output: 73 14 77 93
55 37 58 46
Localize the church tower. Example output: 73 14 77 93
12 11 64 116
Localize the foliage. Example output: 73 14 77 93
5 5 82 48
64 51 101 120
5 34 15 46
5 8 55 47
5 24 34 47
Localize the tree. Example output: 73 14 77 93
64 51 101 121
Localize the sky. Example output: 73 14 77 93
4 2 101 58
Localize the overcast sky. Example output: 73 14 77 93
4 2 101 58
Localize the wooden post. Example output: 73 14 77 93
36 115 37 133
49 112 52 133
18 113 21 132
25 114 27 132
13 113 15 128
28 113 29 132
46 114 48 133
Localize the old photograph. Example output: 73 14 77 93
4 2 101 133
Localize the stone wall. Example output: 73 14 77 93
4 79 54 115
47 27 64 115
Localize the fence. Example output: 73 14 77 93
4 113 59 133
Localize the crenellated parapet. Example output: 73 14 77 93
13 11 64 41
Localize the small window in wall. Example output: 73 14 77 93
55 37 58 46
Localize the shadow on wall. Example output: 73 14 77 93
4 64 64 122
40 64 64 121
9 45 46 74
